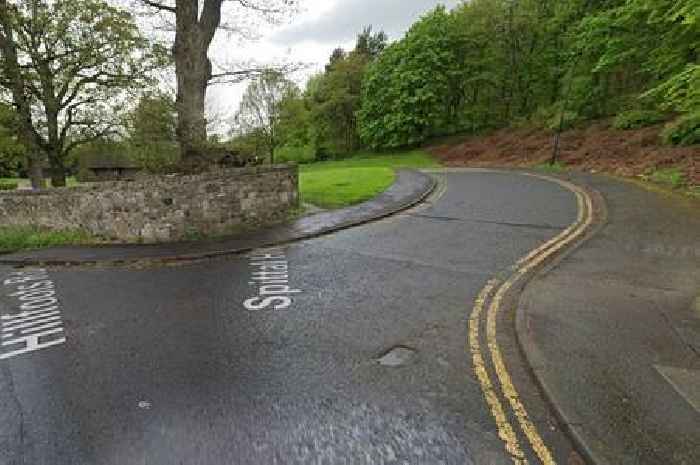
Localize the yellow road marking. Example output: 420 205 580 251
470 174 596 464
469 280 529 465
516 178 585 267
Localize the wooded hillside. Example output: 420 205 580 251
262 0 698 163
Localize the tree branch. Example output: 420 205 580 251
139 0 176 14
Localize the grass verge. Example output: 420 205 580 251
0 177 81 189
533 161 567 173
645 167 686 189
0 226 94 254
299 150 439 209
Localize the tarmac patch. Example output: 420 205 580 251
377 346 416 367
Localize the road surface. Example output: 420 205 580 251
1 171 592 464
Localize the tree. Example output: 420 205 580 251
126 92 179 172
276 93 311 149
354 26 387 59
0 0 162 186
358 7 461 148
234 69 299 163
306 26 387 156
325 47 346 73
138 0 299 165
309 52 368 154
0 102 25 177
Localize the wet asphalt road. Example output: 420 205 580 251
0 171 580 465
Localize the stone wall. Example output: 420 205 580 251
0 165 298 243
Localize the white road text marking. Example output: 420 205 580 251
1 269 66 360
244 248 301 311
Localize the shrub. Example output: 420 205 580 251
535 161 567 173
0 180 18 191
127 141 179 173
647 167 687 189
661 112 700 146
274 145 316 164
613 110 666 130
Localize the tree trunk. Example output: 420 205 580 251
48 149 66 187
175 57 209 163
173 0 222 167
27 152 45 190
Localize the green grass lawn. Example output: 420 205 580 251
299 149 439 208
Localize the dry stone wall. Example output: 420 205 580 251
0 165 298 243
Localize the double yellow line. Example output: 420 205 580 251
468 174 595 465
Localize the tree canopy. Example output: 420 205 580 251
355 0 699 149
0 0 164 186
234 69 299 163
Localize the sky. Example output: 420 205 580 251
203 0 462 133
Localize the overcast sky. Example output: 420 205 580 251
204 0 462 133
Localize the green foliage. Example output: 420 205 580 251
308 49 371 155
661 112 700 146
355 26 388 59
243 0 699 159
578 0 700 116
228 130 267 161
613 110 666 130
234 70 300 161
275 145 316 164
124 93 179 172
300 150 439 172
646 167 687 188
644 64 700 114
546 111 581 131
0 180 18 191
0 226 93 253
0 0 166 183
0 104 26 178
128 141 179 173
277 94 312 149
353 0 697 148
535 161 567 173
358 7 460 149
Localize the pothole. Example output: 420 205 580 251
377 346 416 367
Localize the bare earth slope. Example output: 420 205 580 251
427 121 699 186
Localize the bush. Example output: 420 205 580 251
647 167 687 189
613 110 666 130
274 145 316 164
0 180 18 191
127 141 180 173
661 112 700 146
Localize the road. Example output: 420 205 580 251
1 171 588 464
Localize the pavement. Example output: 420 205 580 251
518 174 700 465
0 168 697 465
0 169 434 266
